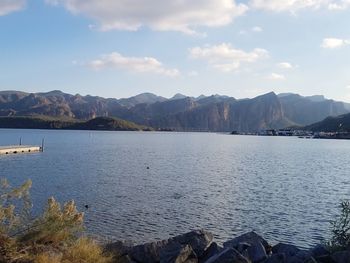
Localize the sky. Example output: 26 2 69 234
1 0 350 101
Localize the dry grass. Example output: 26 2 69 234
31 238 112 263
34 253 62 263
62 237 112 263
0 179 113 263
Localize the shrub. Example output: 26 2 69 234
0 178 112 263
20 197 84 244
0 178 32 235
328 200 350 251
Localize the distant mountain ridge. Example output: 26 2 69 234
0 90 348 132
304 113 350 132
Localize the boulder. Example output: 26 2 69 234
265 253 286 263
118 254 137 263
287 250 313 263
316 255 334 263
204 247 250 263
310 244 329 259
160 243 197 263
223 232 269 251
331 250 350 263
237 242 251 253
171 230 213 258
105 240 134 258
199 242 223 263
129 240 169 263
246 241 267 263
271 244 315 263
129 230 212 263
272 243 300 258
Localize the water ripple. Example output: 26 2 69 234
0 130 349 248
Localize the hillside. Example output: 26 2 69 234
0 116 151 131
71 117 151 131
0 90 348 132
305 113 350 132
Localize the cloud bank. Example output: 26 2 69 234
278 62 294 69
46 0 248 34
189 43 268 72
89 52 180 77
321 38 350 49
250 0 350 12
268 73 285 80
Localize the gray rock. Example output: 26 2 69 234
129 239 169 263
129 230 212 263
160 243 197 263
199 242 223 263
118 254 137 263
270 246 312 263
285 256 306 263
331 250 350 263
265 253 286 263
316 255 333 263
105 240 134 258
272 243 300 258
237 242 252 253
310 244 329 259
288 250 312 263
246 241 267 263
204 247 250 263
305 257 317 263
171 230 213 258
223 231 269 251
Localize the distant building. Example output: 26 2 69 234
259 129 277 136
277 129 293 136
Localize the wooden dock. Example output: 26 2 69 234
0 145 42 155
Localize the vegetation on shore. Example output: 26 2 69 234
0 116 152 131
327 200 350 252
0 179 113 263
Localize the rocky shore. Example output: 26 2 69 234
105 229 348 263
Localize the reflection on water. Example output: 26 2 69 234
0 129 349 248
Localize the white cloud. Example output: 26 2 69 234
189 43 268 72
252 26 263 32
250 0 350 12
0 0 25 16
89 52 180 77
268 73 285 80
239 30 248 35
188 71 199 77
278 62 293 69
328 0 350 10
321 38 350 49
46 0 248 34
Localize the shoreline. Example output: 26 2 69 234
104 229 341 263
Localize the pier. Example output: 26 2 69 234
0 145 42 155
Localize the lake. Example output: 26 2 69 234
0 129 349 248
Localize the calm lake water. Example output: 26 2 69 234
0 129 349 248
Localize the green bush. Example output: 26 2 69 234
328 200 350 251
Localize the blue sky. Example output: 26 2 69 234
1 0 350 101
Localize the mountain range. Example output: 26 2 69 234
0 90 349 132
